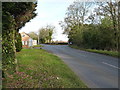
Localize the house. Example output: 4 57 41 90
20 32 37 48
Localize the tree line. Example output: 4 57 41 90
59 1 119 51
28 25 55 44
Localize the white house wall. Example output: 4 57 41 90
29 38 33 47
33 40 37 45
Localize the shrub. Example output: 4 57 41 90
15 33 22 52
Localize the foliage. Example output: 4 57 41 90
60 1 119 51
2 11 16 72
39 25 55 43
2 2 37 30
32 44 44 48
15 32 22 52
59 1 92 35
28 32 38 40
70 45 118 57
86 49 118 57
2 2 37 75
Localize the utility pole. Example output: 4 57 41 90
37 32 39 45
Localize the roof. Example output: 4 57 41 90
22 37 30 41
20 32 31 37
20 32 33 41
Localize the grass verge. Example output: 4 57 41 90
3 49 87 88
70 45 118 58
32 44 44 48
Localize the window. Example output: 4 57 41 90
22 35 25 37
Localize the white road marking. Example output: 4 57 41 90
102 62 120 69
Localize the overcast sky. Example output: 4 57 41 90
19 0 77 41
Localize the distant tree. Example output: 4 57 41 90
39 25 55 43
39 28 48 43
28 32 38 40
45 25 55 43
95 1 119 50
59 1 92 45
60 0 119 51
118 1 120 52
59 1 92 34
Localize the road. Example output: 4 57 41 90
42 44 119 88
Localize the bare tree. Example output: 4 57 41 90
95 0 119 50
59 1 92 34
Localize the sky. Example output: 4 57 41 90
19 0 77 41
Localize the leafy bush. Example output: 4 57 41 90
2 2 37 77
15 32 22 52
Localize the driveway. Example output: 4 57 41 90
42 44 119 88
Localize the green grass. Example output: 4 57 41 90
70 45 118 57
32 44 44 48
3 49 87 88
86 49 118 57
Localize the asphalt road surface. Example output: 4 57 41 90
42 44 119 88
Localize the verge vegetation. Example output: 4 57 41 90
70 45 118 58
32 44 44 48
3 49 87 88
